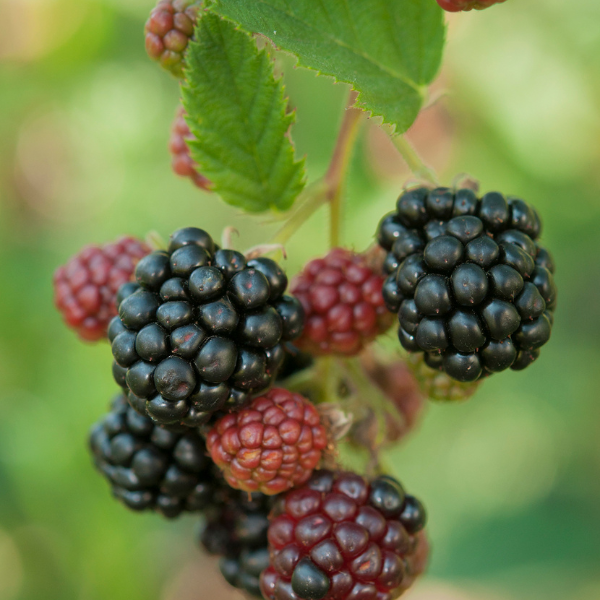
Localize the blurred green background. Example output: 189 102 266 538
1 1 599 599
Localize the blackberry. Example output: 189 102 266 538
207 388 328 494
54 237 150 341
377 188 556 382
111 227 304 427
145 0 202 78
169 106 210 190
200 489 273 598
436 0 507 12
291 248 394 356
260 471 428 600
89 393 220 518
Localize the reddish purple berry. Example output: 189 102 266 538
291 248 394 356
54 237 150 341
145 0 202 78
169 106 211 190
260 471 428 600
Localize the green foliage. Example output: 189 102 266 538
208 0 446 133
182 13 306 213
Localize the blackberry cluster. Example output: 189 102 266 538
89 394 219 518
207 388 327 495
378 187 557 382
200 490 273 598
169 106 210 190
110 227 304 427
436 0 506 11
54 237 149 341
261 470 428 600
291 248 394 356
145 0 202 78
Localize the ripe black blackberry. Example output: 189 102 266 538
200 489 273 598
378 188 556 382
110 227 304 427
89 393 220 518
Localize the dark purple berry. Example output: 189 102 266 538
451 263 488 306
478 192 509 232
414 274 452 316
424 236 464 272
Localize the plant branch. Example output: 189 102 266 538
393 134 439 187
325 90 362 247
272 90 363 247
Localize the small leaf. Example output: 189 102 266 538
209 0 446 133
182 12 306 213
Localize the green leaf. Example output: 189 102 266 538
208 0 445 133
182 13 306 213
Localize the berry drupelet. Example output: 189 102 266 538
436 0 506 11
207 388 328 495
89 394 219 518
169 106 210 191
261 470 428 600
200 490 273 598
291 248 394 356
54 237 150 341
145 0 202 78
110 227 304 427
378 187 557 382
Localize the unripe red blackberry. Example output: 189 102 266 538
200 490 273 598
207 388 327 495
291 248 394 356
54 237 150 341
260 470 428 600
145 0 202 78
378 187 556 383
436 0 506 11
112 227 304 428
169 106 210 190
89 393 220 518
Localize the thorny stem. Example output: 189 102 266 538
272 90 362 247
393 134 439 187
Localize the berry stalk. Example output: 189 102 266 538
272 91 363 247
325 91 362 248
393 135 439 187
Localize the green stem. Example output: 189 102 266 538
271 90 363 247
325 91 362 248
271 181 329 246
393 134 439 186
